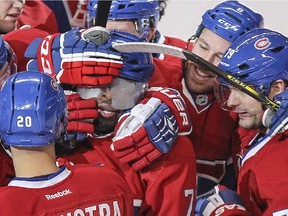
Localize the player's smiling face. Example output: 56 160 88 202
226 86 264 130
77 85 123 135
76 76 146 136
184 28 231 94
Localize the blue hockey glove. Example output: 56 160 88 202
262 88 288 137
195 185 251 216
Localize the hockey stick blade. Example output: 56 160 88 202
112 42 279 110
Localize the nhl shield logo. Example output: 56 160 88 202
195 94 208 106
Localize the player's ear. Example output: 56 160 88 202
147 27 156 41
269 79 286 99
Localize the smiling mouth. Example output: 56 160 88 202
192 65 216 82
98 108 117 118
196 68 212 78
6 13 20 21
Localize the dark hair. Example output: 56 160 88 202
158 0 167 21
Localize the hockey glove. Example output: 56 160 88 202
65 91 98 142
195 185 251 216
112 97 179 171
25 27 152 86
112 87 192 171
262 88 288 137
145 87 192 135
25 28 123 86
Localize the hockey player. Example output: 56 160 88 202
173 1 263 197
25 28 197 215
18 0 71 34
216 28 288 215
86 0 187 67
0 36 17 186
0 71 135 215
196 28 288 216
86 0 173 87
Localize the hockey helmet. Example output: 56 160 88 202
196 1 264 42
87 0 160 38
0 71 67 147
214 28 288 109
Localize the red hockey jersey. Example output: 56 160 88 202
18 0 59 34
0 165 134 215
238 131 288 215
59 133 197 216
158 59 240 197
3 28 49 72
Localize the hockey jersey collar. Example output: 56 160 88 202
8 166 71 188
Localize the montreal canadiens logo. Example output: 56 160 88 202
254 37 271 50
51 79 59 91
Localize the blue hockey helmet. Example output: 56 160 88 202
87 0 160 38
195 1 264 43
215 28 288 106
0 71 67 147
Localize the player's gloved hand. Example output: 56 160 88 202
195 185 251 216
145 87 192 135
25 27 150 86
112 97 178 171
65 91 98 142
262 88 288 137
25 28 123 86
112 87 192 171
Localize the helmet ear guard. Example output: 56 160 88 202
0 71 67 147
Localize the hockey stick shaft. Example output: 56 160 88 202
112 42 279 110
82 1 112 45
95 0 112 27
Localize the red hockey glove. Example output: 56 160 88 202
145 87 192 135
195 185 251 216
66 91 98 135
112 87 192 171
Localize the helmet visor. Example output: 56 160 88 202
77 77 147 110
213 77 257 113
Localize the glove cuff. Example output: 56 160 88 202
210 203 250 216
36 33 59 80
